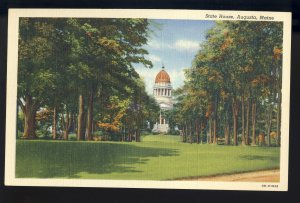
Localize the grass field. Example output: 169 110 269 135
16 135 280 180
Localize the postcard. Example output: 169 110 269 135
5 9 291 191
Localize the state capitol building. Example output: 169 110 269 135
152 66 173 133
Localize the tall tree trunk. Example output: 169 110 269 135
276 93 281 146
86 93 93 141
122 126 125 142
185 122 188 143
251 100 257 145
266 105 273 146
245 99 250 145
233 112 238 146
92 120 94 134
232 98 239 146
224 123 230 145
93 121 97 134
213 117 217 144
206 120 209 144
52 107 57 139
77 94 85 141
182 125 185 142
63 111 71 140
241 95 245 145
190 121 192 144
71 113 76 133
196 119 199 144
136 130 140 142
22 95 37 139
213 96 219 144
209 117 212 144
200 121 203 144
129 130 132 142
224 117 230 145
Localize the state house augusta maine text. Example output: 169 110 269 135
205 14 275 20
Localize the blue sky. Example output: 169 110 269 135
134 19 215 94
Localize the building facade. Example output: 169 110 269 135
152 66 173 133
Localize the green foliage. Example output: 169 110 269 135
17 18 157 140
173 21 283 146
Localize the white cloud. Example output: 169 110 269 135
168 69 185 89
147 40 161 49
147 39 200 52
147 40 172 50
174 39 200 51
146 54 161 63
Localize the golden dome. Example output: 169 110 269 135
155 69 170 83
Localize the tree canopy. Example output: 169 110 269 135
172 21 283 146
17 17 159 141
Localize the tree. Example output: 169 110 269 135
17 18 154 141
175 21 283 147
18 18 61 138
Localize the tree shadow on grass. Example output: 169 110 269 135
239 155 279 162
15 141 179 178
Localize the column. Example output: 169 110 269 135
159 112 162 124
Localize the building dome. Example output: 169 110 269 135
155 69 170 83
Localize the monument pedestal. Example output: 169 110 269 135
152 123 169 134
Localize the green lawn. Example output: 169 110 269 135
16 135 280 180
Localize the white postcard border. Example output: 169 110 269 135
5 9 291 191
